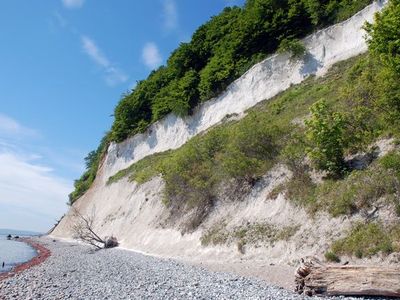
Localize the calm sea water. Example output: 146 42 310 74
0 235 37 273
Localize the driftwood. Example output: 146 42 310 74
295 257 400 297
71 207 118 250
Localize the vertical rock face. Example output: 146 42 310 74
52 2 386 262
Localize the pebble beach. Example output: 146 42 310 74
0 237 384 300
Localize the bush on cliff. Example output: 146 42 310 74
70 0 373 204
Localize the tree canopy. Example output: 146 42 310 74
69 0 373 204
110 0 372 143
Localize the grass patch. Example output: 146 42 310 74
201 222 299 249
200 222 229 246
330 222 400 258
107 151 172 185
281 154 400 217
380 151 400 176
107 54 400 230
317 165 399 217
324 251 341 263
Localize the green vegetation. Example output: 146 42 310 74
314 163 400 216
110 0 373 143
71 1 400 257
199 222 229 246
200 222 299 251
365 0 400 73
324 251 341 262
70 0 374 204
305 100 346 176
277 38 306 59
365 0 400 126
329 222 400 258
381 151 400 175
107 151 171 185
68 135 109 205
108 44 400 232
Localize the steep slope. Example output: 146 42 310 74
104 1 383 181
51 1 390 266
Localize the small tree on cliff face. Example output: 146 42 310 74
305 100 346 177
364 0 400 74
71 207 118 249
364 0 400 126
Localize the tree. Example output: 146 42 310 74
84 150 98 170
364 0 400 73
305 100 346 176
277 38 306 59
364 0 400 126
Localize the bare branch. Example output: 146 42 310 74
70 206 106 249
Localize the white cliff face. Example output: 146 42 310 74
52 2 387 263
102 1 385 182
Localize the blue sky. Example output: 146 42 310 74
0 0 245 232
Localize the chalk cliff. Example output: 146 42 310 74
51 2 387 265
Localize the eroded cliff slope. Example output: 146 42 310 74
52 2 395 267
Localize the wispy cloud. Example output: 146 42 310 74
0 113 73 232
142 42 162 69
163 0 178 31
81 36 109 67
81 36 128 86
0 151 71 232
0 114 39 138
53 11 68 28
62 0 85 9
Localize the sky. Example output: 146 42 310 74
0 0 245 232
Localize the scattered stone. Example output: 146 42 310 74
104 236 118 248
0 237 384 300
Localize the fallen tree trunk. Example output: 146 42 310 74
295 257 400 297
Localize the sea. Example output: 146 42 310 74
0 233 39 273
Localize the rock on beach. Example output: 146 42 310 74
0 237 386 300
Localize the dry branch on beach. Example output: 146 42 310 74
71 207 118 249
295 257 400 297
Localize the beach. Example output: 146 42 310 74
0 235 39 275
0 237 385 300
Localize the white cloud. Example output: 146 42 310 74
0 114 74 232
0 114 38 138
81 36 128 86
62 0 85 9
0 151 71 232
142 42 162 69
81 36 109 68
163 0 178 31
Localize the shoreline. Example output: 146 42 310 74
0 237 51 281
0 237 305 299
0 237 379 299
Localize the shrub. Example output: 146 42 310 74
277 38 306 59
380 151 400 175
365 1 400 127
331 222 395 258
305 100 346 177
68 134 110 205
365 0 400 74
105 54 400 230
314 165 400 216
71 0 375 200
201 222 299 249
324 251 340 263
200 222 229 246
